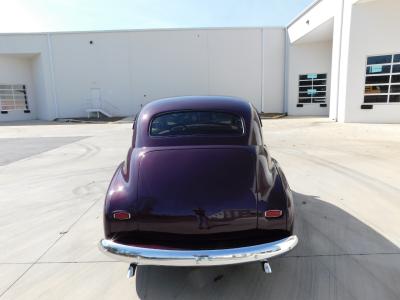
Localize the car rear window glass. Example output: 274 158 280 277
150 111 244 136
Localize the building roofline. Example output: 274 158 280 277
0 25 285 36
286 0 323 28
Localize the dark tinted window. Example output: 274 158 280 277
365 75 390 84
367 55 392 65
391 75 400 83
392 64 400 73
364 95 388 103
389 95 400 102
150 111 244 136
390 85 400 93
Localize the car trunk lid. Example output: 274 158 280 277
135 146 257 235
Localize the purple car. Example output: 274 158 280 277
99 96 298 277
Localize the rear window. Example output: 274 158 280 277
150 111 244 137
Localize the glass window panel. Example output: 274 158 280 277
367 55 392 65
299 80 313 86
389 95 400 102
317 74 327 79
314 86 326 91
365 75 390 84
299 75 308 80
299 98 311 103
392 64 400 73
299 92 311 97
150 111 244 136
0 83 28 111
312 98 326 103
299 86 309 92
391 75 400 83
299 85 326 92
365 65 391 74
365 85 389 94
390 85 400 93
313 80 326 85
364 95 388 103
393 54 400 63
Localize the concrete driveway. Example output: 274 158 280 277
0 117 399 299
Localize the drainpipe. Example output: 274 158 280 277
334 0 345 121
283 27 289 114
47 33 58 119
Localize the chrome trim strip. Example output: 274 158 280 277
99 235 298 266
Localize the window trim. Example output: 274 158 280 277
363 53 400 104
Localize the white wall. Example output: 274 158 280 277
49 28 285 119
287 41 332 116
0 28 286 121
262 28 285 113
288 0 336 44
207 29 263 111
0 54 36 121
340 0 400 123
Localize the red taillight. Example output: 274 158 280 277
264 210 283 218
113 211 131 220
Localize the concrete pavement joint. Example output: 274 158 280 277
0 252 399 266
0 197 101 298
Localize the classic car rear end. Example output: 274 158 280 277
99 96 297 277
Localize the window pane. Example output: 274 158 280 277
299 85 326 92
299 80 312 86
367 55 392 65
391 75 400 83
299 98 311 103
313 80 326 85
392 64 400 73
299 86 309 92
394 54 400 63
390 85 400 93
299 75 308 80
389 95 400 102
314 86 326 91
299 73 326 80
150 111 244 136
365 85 389 94
365 75 390 84
366 65 391 74
364 95 388 103
312 98 326 103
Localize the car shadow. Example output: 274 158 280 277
134 192 400 300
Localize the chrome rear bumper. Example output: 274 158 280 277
99 235 298 266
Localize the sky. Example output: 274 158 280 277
0 0 314 33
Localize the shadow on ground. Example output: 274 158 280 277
134 192 400 300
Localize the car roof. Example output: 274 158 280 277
140 96 253 117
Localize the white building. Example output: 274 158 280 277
0 0 398 123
